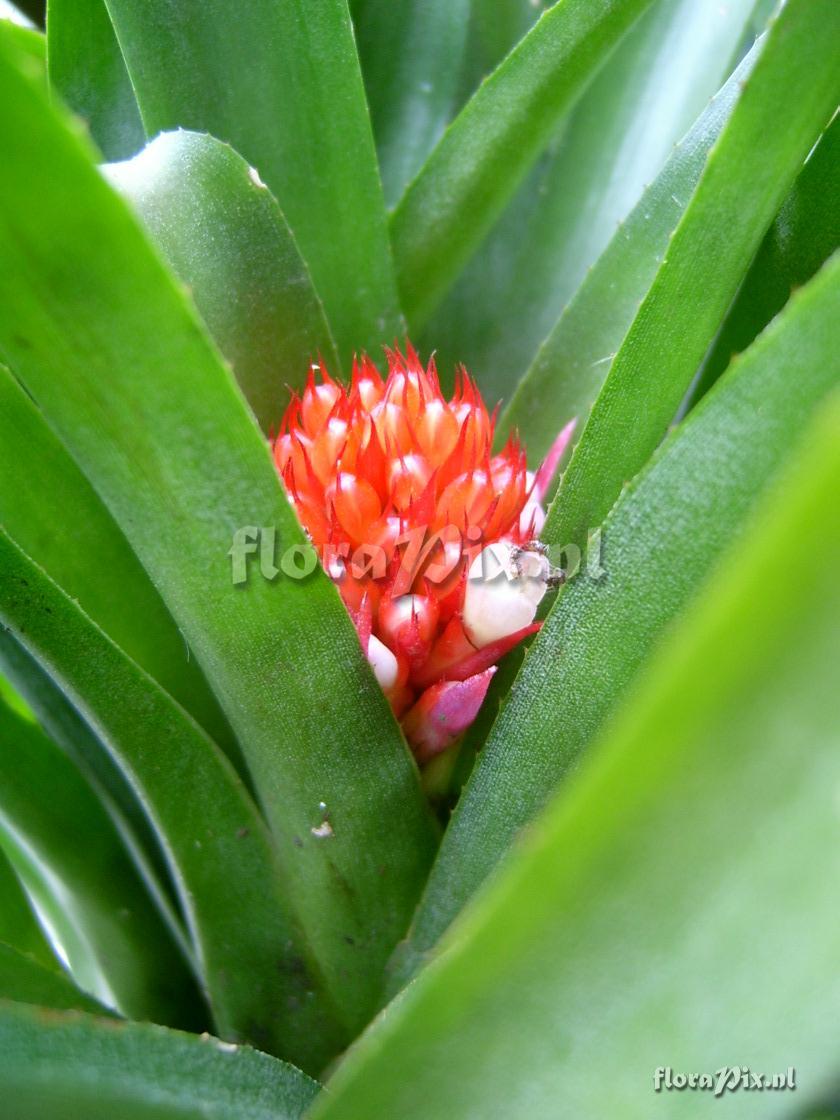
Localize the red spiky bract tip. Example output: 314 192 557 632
274 345 572 761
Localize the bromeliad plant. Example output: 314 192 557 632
0 0 837 1117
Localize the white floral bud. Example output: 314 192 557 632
462 541 553 648
366 634 399 690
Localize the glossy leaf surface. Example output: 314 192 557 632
0 365 236 758
0 694 195 1024
0 847 56 970
0 43 437 1040
548 0 840 549
0 944 110 1015
390 0 656 327
313 387 840 1120
500 36 761 461
692 112 840 404
0 629 186 945
47 0 144 160
106 130 338 433
105 0 402 362
0 1003 319 1120
352 0 470 207
426 0 759 399
393 250 840 982
0 531 345 1070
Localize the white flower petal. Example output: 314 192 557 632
367 634 399 690
462 542 551 648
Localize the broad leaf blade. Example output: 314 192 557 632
449 0 546 137
105 130 339 434
47 0 144 160
466 0 546 78
105 0 401 362
390 0 656 328
0 944 110 1015
0 42 437 1037
0 695 198 1025
691 112 840 405
352 0 470 207
548 0 840 549
0 531 346 1071
0 365 237 761
392 251 840 983
0 630 196 966
310 387 840 1120
500 35 761 461
426 0 760 399
0 1003 319 1120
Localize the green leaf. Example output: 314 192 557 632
105 0 401 362
310 385 840 1120
0 1003 319 1120
0 531 347 1070
500 33 761 462
0 672 33 721
391 0 656 328
352 0 470 207
0 14 43 71
449 0 546 129
691 112 840 405
547 0 840 550
466 0 548 76
391 250 840 986
0 630 192 960
0 944 110 1015
0 364 237 761
0 694 198 1024
105 130 338 434
0 848 56 970
425 0 760 400
46 0 144 160
0 42 437 1038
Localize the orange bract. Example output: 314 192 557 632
273 345 557 760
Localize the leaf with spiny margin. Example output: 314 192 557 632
105 130 338 434
390 0 657 328
389 250 840 988
310 385 840 1120
0 365 237 762
0 39 437 1043
499 35 761 462
547 0 840 551
426 0 760 402
0 1003 319 1120
0 530 349 1071
47 0 144 160
105 0 402 363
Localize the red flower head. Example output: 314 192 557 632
274 344 573 762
